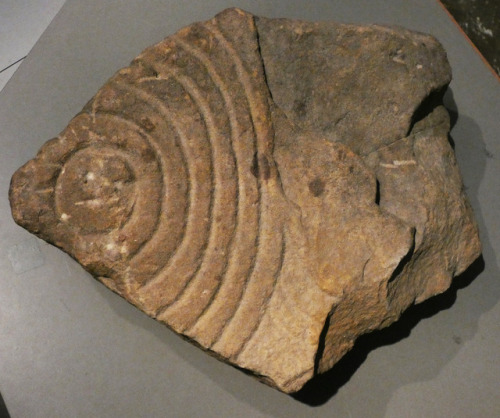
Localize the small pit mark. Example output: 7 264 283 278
309 177 325 197
140 117 156 132
453 335 462 345
293 99 307 117
375 179 381 205
483 147 493 159
337 149 347 161
142 64 159 78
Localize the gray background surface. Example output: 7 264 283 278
1 0 499 416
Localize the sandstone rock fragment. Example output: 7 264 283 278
9 8 481 393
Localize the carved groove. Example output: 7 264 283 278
209 20 275 154
102 81 200 299
155 67 238 325
232 228 286 359
172 31 261 341
12 12 287 357
105 103 190 263
86 112 166 257
172 21 283 348
53 113 164 258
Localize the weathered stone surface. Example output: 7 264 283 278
9 8 481 393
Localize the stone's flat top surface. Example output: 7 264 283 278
0 0 499 417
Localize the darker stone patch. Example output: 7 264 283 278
293 99 307 117
309 177 325 197
251 152 271 180
337 148 347 161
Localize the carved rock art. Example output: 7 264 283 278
9 8 481 393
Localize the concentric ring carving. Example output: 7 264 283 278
78 17 286 352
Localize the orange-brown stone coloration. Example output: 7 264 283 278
9 8 481 393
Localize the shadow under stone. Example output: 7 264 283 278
292 255 485 406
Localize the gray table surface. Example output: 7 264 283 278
1 1 499 417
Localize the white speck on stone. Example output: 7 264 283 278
61 213 70 221
86 172 96 181
74 199 101 207
394 160 416 166
476 17 493 37
380 160 417 169
416 64 423 70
